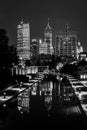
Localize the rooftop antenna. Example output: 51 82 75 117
48 17 50 26
66 24 69 33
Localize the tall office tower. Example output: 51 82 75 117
17 21 30 65
76 41 83 59
39 39 47 54
55 24 77 59
44 18 54 55
31 39 39 59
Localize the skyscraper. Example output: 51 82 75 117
76 41 83 59
44 18 54 55
17 21 30 65
55 24 77 59
31 39 39 59
39 39 47 54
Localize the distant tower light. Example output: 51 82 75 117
21 18 23 24
66 24 70 33
78 41 81 46
39 39 42 44
21 21 23 24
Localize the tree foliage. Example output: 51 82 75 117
0 29 9 67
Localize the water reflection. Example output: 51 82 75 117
17 79 75 116
17 81 54 115
44 82 53 113
31 82 38 96
1 78 85 129
17 88 30 114
44 95 52 112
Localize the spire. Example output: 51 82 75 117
47 18 50 27
45 18 52 31
66 24 69 33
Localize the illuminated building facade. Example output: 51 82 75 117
55 25 77 59
76 41 83 59
17 21 30 65
39 39 47 54
79 52 87 61
17 89 30 113
44 18 54 55
31 39 39 59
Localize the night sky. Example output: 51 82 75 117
0 0 87 51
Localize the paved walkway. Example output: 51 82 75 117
0 76 44 106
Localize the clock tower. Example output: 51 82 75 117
44 18 53 55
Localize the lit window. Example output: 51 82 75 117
84 75 86 79
80 75 83 79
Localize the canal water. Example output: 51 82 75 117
0 79 59 129
0 78 87 129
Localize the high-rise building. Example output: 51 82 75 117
17 21 30 65
39 39 47 54
76 41 83 59
44 18 54 55
55 24 77 59
31 39 39 59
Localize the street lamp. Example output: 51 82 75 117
3 92 6 98
20 81 23 89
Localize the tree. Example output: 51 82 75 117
0 29 9 46
0 29 16 87
0 29 9 67
25 60 31 66
60 63 78 78
9 45 18 66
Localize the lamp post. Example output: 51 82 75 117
3 92 6 98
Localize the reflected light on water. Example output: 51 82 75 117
17 88 30 114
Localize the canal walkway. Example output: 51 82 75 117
0 76 44 106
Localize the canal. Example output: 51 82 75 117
0 78 87 130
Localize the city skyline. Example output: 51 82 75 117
0 0 87 51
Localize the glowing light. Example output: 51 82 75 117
3 104 6 107
39 39 42 44
17 89 30 113
0 96 13 101
11 87 25 92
